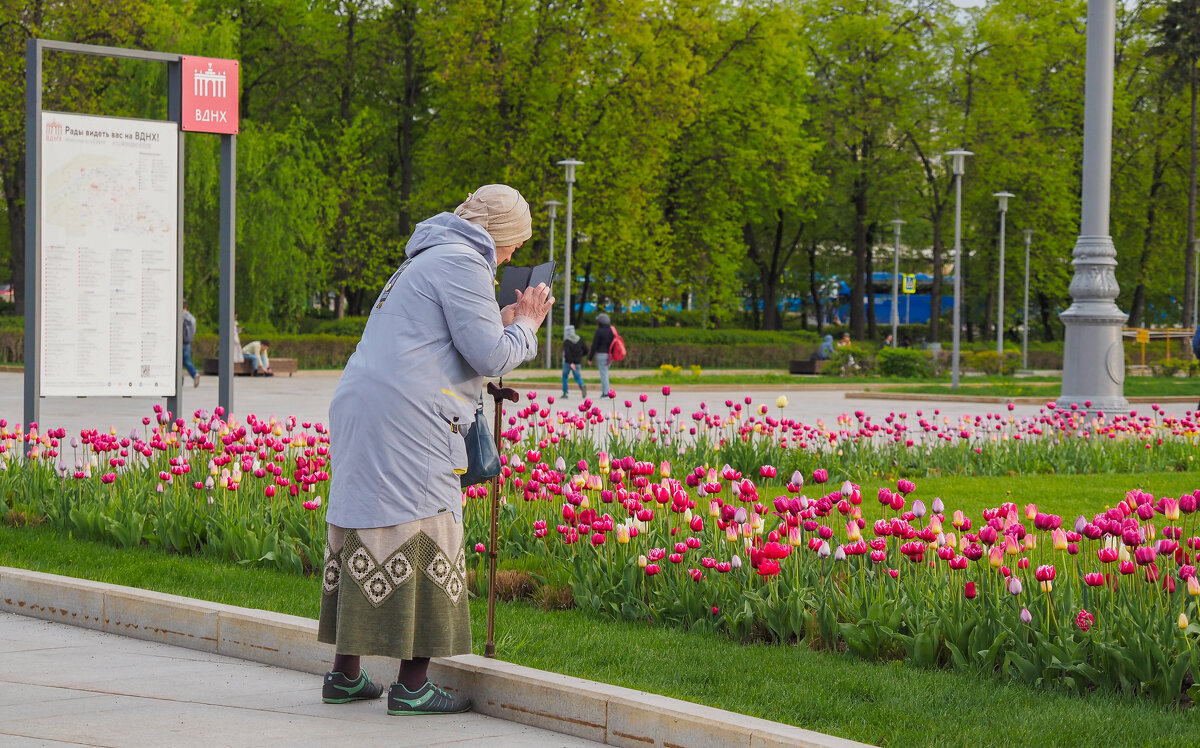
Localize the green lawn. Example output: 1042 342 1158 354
880 376 1198 400
5 470 1200 746
505 371 1198 401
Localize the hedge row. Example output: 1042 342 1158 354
0 321 1184 373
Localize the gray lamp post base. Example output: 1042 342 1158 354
1058 234 1128 412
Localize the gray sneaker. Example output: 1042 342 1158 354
581 384 588 398
323 669 383 703
387 680 471 715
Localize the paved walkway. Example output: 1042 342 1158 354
0 369 1068 439
0 611 602 748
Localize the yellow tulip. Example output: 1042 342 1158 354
1180 613 1189 630
776 395 789 409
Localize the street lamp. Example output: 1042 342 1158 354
1022 228 1033 371
993 191 1015 355
890 219 905 348
557 159 583 327
543 199 562 369
946 149 973 389
1059 0 1128 412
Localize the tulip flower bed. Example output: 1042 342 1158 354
1 406 329 576
465 456 1200 705
498 390 1199 478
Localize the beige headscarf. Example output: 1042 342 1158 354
453 184 532 247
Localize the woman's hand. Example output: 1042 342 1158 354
511 284 554 329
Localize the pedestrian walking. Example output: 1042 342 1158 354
588 313 615 398
561 325 588 398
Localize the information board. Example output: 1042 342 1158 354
39 112 179 397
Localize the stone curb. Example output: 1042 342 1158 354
844 391 1200 405
0 566 870 748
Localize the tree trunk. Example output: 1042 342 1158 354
761 216 787 331
1130 143 1166 327
4 155 25 315
390 0 419 240
866 223 877 341
1185 62 1198 325
930 215 944 342
808 239 823 336
576 261 592 324
850 173 869 340
1037 290 1056 342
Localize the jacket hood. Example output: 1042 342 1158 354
405 212 497 267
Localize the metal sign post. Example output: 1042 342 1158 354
24 41 238 428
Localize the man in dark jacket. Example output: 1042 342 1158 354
561 325 588 398
588 313 615 398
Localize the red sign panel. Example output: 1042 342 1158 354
181 56 239 134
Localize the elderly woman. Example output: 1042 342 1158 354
318 185 552 716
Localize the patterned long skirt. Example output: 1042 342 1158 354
317 513 470 659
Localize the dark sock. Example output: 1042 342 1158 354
332 654 361 681
397 656 430 691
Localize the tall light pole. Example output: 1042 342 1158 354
993 191 1014 355
557 159 583 328
890 219 905 348
543 199 561 369
1059 0 1128 412
1022 228 1033 371
946 149 973 389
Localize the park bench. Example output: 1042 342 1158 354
789 359 828 375
202 357 298 377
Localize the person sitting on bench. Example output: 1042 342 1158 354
813 334 834 361
242 339 273 376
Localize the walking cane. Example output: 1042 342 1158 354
484 378 518 658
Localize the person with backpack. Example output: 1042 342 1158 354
561 325 588 399
588 313 615 398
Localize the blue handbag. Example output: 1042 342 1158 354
460 403 500 487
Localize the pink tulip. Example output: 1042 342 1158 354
1075 609 1093 632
